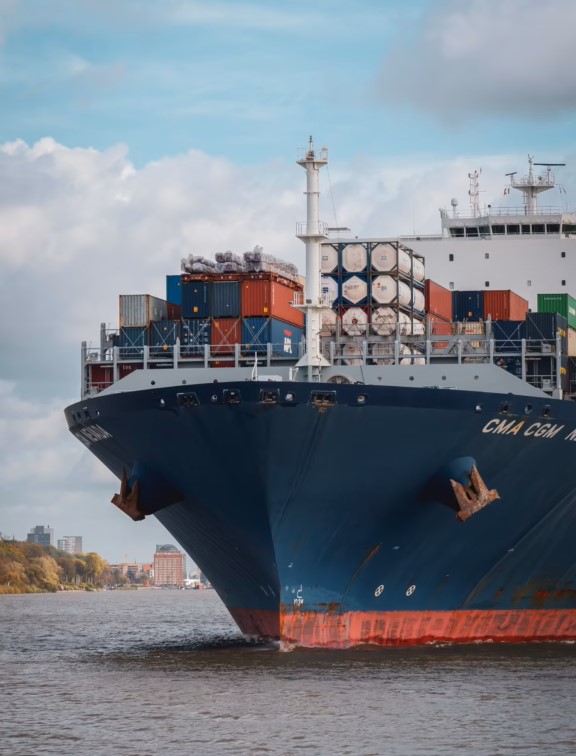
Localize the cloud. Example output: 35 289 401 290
377 0 576 120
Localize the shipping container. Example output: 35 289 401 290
166 302 181 320
491 320 526 353
182 281 211 318
118 363 143 380
180 319 211 357
568 356 576 394
525 312 567 352
149 320 180 358
166 275 182 306
210 281 241 318
119 294 168 328
427 313 452 349
242 317 304 356
119 326 147 359
483 290 528 321
241 276 304 326
211 318 242 355
537 292 576 330
341 274 369 306
452 291 484 322
569 327 576 357
425 280 453 321
320 243 339 274
526 353 568 392
89 365 113 393
341 242 368 273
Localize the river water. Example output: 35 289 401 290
1 589 575 755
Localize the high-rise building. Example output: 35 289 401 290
57 536 83 554
26 525 54 547
153 544 186 588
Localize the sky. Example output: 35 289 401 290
1 0 576 563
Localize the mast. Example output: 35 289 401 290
295 137 330 381
508 155 565 214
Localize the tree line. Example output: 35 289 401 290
0 539 129 593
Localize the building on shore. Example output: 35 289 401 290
110 562 153 585
153 544 186 588
57 536 83 555
26 525 54 547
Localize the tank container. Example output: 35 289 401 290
343 342 363 365
320 309 338 337
119 326 147 359
537 293 576 330
341 243 368 273
211 318 242 355
484 290 528 322
341 307 368 336
241 276 304 327
341 275 368 305
166 275 182 306
180 319 211 357
425 280 452 321
320 243 339 274
242 317 304 356
182 281 211 318
525 312 567 352
491 321 526 353
452 291 484 322
371 276 412 307
210 281 241 318
321 275 339 306
119 294 168 328
149 320 179 358
370 243 425 281
412 288 425 312
371 342 411 365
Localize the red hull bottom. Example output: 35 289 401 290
230 607 576 648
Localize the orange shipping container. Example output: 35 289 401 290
241 277 304 327
427 313 452 349
211 318 242 355
425 280 453 321
483 290 528 321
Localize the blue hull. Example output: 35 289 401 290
65 381 576 646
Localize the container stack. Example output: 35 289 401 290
114 249 304 365
320 239 426 363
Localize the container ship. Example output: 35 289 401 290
64 141 576 647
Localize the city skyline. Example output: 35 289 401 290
2 0 576 561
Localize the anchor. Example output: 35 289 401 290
450 465 499 521
111 468 145 521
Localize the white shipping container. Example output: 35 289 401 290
120 294 168 328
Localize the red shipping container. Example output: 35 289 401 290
425 280 453 321
241 276 304 327
483 290 528 321
427 314 452 349
211 318 242 355
89 365 113 393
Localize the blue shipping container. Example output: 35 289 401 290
492 320 525 353
211 281 241 318
525 312 568 352
242 317 304 356
182 281 211 318
119 326 147 359
452 291 484 322
149 320 179 358
180 319 211 357
166 275 182 306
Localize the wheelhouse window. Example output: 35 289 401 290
521 224 531 234
506 224 520 235
492 224 505 235
465 227 479 237
547 223 560 234
450 227 465 237
532 223 545 234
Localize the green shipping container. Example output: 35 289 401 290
537 293 576 331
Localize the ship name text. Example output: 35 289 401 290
75 424 113 447
481 417 576 441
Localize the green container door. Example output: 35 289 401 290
537 293 576 331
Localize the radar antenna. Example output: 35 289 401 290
506 155 566 214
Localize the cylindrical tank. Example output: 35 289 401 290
412 287 425 312
320 308 338 337
371 275 412 307
371 342 411 365
371 306 397 336
341 307 368 336
343 341 363 365
370 243 425 281
406 316 425 336
341 243 367 273
320 244 339 274
410 348 425 366
321 275 339 306
341 275 368 305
